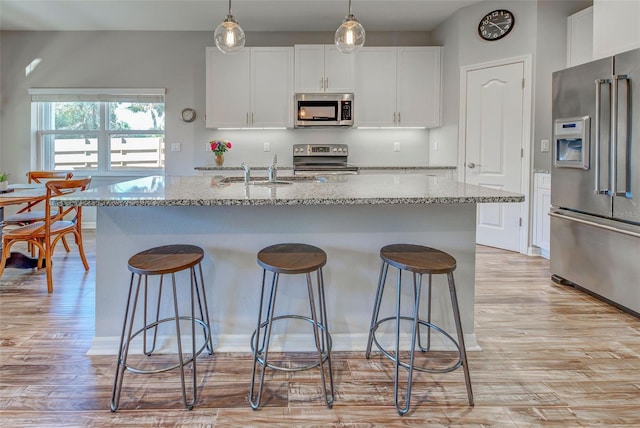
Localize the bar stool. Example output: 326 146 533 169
249 243 334 410
110 244 213 411
365 244 473 415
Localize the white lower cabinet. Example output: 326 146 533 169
206 47 293 129
533 173 551 258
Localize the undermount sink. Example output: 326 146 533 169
219 176 325 186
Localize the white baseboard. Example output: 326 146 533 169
527 246 541 256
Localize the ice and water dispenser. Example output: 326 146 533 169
554 116 590 169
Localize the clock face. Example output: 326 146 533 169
478 9 514 41
181 108 196 123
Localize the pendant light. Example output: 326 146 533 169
335 0 366 54
214 0 245 54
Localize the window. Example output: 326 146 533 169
30 88 165 175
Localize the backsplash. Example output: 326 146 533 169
197 128 438 168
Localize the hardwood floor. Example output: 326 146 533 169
1 231 639 426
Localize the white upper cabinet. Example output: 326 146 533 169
567 6 593 67
593 0 640 60
355 46 442 128
355 47 397 127
294 44 355 93
206 47 293 128
397 47 442 128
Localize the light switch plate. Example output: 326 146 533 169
171 143 181 152
541 139 550 152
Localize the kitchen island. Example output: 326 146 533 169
52 174 523 355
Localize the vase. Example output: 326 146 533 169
0 181 8 191
215 154 224 166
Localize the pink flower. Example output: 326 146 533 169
210 140 233 156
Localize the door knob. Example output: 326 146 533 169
467 162 479 169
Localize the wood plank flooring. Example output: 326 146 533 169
1 231 639 426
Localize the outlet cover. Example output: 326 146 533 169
393 141 400 152
264 142 270 152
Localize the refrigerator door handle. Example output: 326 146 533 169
612 74 631 198
549 211 640 239
594 78 611 195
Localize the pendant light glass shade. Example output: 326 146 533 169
214 0 245 54
335 0 365 54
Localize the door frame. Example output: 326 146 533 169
458 55 533 254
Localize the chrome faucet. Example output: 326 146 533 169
241 162 251 184
268 155 278 182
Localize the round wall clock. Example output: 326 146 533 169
181 108 197 123
478 9 514 41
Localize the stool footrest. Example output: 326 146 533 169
121 316 211 375
250 315 332 372
370 316 462 374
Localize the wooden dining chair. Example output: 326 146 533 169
0 177 91 293
4 171 73 224
3 171 74 253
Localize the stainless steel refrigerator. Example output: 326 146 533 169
551 48 640 316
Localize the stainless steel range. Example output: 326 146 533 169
293 144 359 175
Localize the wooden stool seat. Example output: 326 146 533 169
128 244 204 275
380 244 456 275
257 243 327 274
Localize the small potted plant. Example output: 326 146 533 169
0 172 9 191
210 140 233 166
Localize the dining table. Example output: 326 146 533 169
0 183 47 269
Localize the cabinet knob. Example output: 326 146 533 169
467 162 480 169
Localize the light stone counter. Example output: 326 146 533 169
52 174 523 207
57 175 523 356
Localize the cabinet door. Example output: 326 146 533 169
397 47 441 127
251 47 294 128
206 48 251 128
324 45 355 93
294 45 325 93
355 47 397 127
567 6 593 67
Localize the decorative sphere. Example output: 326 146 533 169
214 19 245 54
335 18 366 54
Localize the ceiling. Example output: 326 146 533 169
0 0 487 32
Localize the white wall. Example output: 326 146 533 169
0 30 439 185
430 0 592 173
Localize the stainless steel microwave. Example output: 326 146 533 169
294 93 354 127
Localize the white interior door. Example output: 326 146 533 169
462 60 526 252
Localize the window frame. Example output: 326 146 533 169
30 88 166 177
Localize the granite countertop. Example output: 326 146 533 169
51 174 524 207
194 165 455 171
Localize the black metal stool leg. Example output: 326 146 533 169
143 274 163 356
170 272 193 410
447 272 474 407
394 270 423 415
307 269 334 408
193 263 213 354
366 261 389 358
249 270 279 410
110 273 142 412
317 268 335 406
